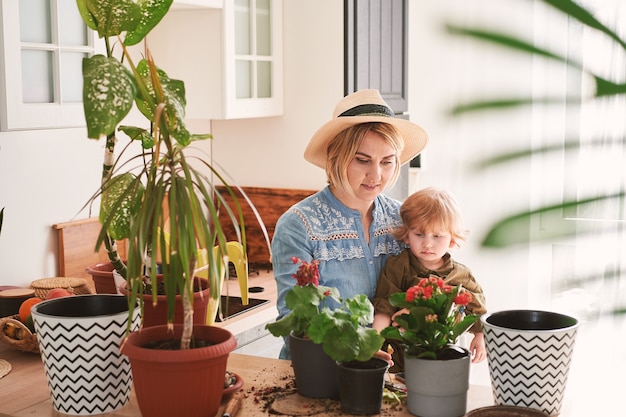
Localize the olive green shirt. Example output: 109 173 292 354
373 250 487 332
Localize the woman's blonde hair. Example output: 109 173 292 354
325 122 404 194
394 187 468 246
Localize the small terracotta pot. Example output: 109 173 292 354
85 262 118 294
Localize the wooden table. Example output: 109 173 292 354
0 340 494 417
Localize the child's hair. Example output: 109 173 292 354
394 187 468 246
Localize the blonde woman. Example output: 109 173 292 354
271 90 429 360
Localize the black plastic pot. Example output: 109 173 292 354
338 357 389 415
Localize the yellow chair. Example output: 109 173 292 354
197 241 249 324
160 228 249 325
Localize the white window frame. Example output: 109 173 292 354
0 0 100 131
222 0 283 119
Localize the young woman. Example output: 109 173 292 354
270 89 429 359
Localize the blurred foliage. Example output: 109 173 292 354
446 0 625 248
447 0 625 317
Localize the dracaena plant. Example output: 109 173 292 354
381 276 479 360
265 257 385 363
76 0 251 349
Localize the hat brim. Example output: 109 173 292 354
304 116 429 169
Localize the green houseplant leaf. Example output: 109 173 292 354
446 0 626 250
83 55 136 139
124 0 174 46
82 0 142 39
99 173 145 241
441 0 626 320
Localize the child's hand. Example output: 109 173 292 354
390 308 410 325
469 332 486 363
374 344 395 367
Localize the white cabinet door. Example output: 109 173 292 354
147 0 283 120
0 0 100 131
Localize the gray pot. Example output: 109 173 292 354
31 294 139 415
404 348 471 417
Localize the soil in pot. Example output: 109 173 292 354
143 337 216 350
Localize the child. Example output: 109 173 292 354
372 187 487 370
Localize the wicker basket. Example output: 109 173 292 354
0 315 39 354
30 277 93 299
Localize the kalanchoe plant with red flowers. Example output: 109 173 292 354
265 257 384 363
381 276 480 360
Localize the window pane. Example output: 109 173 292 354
21 50 53 103
235 0 251 55
60 52 86 102
59 1 88 46
236 60 252 98
20 0 52 43
256 0 271 56
257 61 271 98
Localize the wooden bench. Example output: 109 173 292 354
52 217 127 283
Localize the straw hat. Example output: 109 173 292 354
304 89 429 168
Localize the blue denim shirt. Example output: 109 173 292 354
271 186 405 357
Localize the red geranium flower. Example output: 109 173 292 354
290 257 320 286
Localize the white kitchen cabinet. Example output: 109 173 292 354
0 0 100 131
147 0 283 120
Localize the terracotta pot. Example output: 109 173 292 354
289 332 340 399
121 324 236 417
119 276 210 327
85 262 118 294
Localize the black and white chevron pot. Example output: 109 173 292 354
482 310 578 417
31 294 140 416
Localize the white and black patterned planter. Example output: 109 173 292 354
482 310 578 417
31 295 139 415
